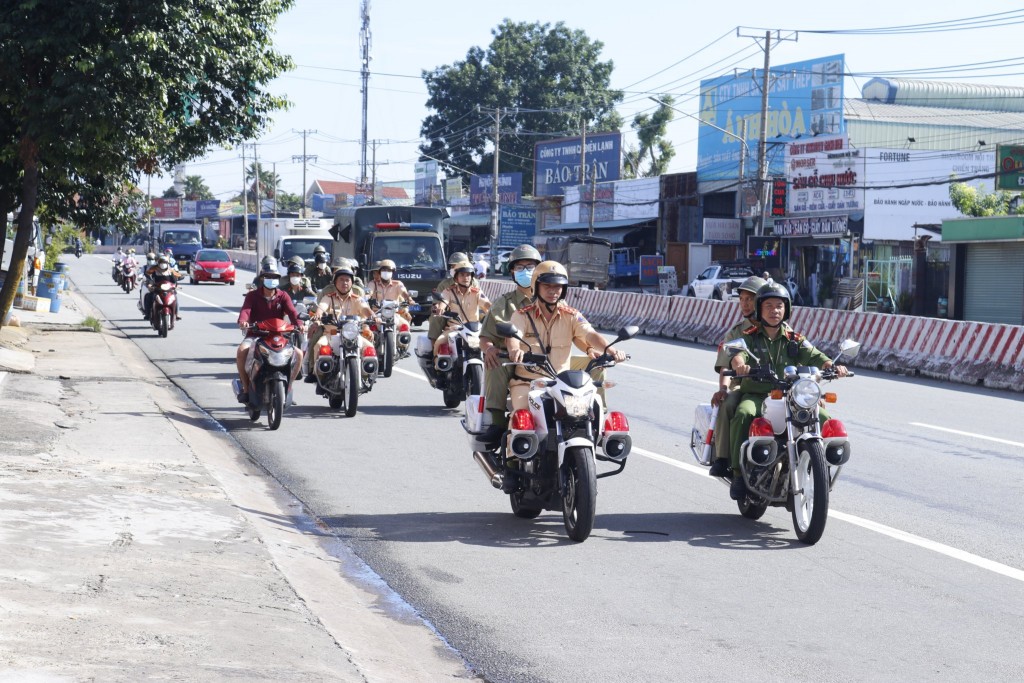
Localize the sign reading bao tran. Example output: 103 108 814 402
534 132 621 197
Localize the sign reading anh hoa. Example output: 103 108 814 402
863 148 994 241
785 134 863 215
698 54 845 181
703 217 742 245
774 214 848 237
534 132 622 197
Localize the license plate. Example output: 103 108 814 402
211 273 220 279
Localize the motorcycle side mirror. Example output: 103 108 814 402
430 291 444 303
408 289 419 298
495 322 521 339
302 296 316 306
723 338 761 365
245 283 256 292
298 311 310 322
834 339 861 362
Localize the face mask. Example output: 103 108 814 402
263 278 280 290
380 271 393 282
289 276 301 286
159 263 168 270
514 268 534 288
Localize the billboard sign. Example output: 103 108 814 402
697 54 844 181
774 214 848 237
703 217 742 245
785 135 864 215
747 236 783 270
996 144 1024 190
414 160 438 204
534 131 622 197
863 148 994 240
151 198 181 219
640 255 663 286
470 173 522 215
499 205 537 245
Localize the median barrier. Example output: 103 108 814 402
474 278 1024 391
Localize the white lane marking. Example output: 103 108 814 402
910 422 1024 449
394 366 427 382
632 446 1024 583
177 290 238 315
619 363 718 386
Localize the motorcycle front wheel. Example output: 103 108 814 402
268 380 285 430
344 357 359 417
465 363 483 397
382 332 395 378
158 312 169 337
792 441 829 544
561 447 597 542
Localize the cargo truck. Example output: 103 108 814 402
330 206 446 325
257 218 334 273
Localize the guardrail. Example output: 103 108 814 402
478 280 1024 393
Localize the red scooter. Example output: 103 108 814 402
149 277 177 337
234 317 304 430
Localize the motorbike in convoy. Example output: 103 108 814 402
232 315 308 430
148 277 178 337
312 314 378 417
691 338 859 545
121 258 138 294
370 297 413 378
414 294 484 408
462 322 638 543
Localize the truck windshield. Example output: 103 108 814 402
163 231 200 245
282 238 334 263
371 236 443 270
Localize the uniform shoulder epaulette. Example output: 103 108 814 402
469 286 480 293
518 303 537 314
742 324 760 335
786 329 805 342
560 305 580 316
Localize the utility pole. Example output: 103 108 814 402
478 106 508 274
580 117 590 234
737 28 796 236
292 129 317 218
242 144 249 252
359 0 371 194
272 162 277 218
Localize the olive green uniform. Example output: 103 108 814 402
712 316 756 465
480 287 532 425
306 266 334 293
728 322 832 472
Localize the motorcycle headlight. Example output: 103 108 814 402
561 390 594 418
267 347 294 366
791 378 822 409
341 321 359 341
381 307 395 320
464 334 480 349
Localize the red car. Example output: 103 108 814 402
189 249 237 285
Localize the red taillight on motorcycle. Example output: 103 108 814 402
477 396 485 413
511 409 535 431
822 419 847 438
749 417 774 437
362 346 377 357
399 322 409 332
437 342 452 356
369 323 378 332
318 345 333 356
604 411 629 432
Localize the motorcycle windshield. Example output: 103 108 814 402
556 369 589 389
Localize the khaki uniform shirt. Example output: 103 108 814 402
509 303 595 377
715 316 757 373
317 290 373 320
318 282 365 303
442 285 489 323
369 279 410 303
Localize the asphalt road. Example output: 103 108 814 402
70 255 1024 682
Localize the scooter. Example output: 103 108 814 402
148 277 177 337
121 258 138 294
233 316 307 431
415 299 484 408
463 323 638 543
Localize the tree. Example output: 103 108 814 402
419 20 623 196
622 97 676 179
948 181 1020 217
183 175 213 201
0 0 293 327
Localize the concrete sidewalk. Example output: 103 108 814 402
0 288 473 682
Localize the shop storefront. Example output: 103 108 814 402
943 216 1024 324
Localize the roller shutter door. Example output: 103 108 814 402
964 243 1024 324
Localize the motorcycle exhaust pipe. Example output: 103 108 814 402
472 450 504 489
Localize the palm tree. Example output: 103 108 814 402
245 162 281 199
183 175 213 201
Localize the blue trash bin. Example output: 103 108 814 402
53 261 69 290
37 270 60 300
48 287 62 313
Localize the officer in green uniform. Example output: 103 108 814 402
707 275 766 478
306 247 334 292
727 281 848 500
479 245 543 431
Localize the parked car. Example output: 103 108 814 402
685 263 755 299
189 248 237 285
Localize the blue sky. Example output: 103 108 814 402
172 1 1024 200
